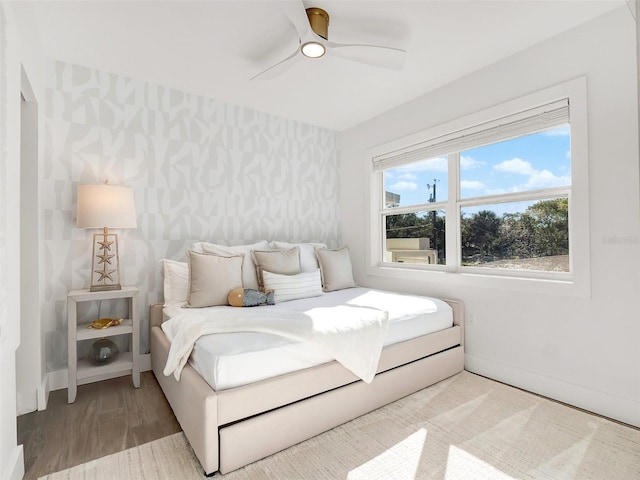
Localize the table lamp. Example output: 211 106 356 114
76 180 137 292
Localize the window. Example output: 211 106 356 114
372 98 575 279
383 157 448 265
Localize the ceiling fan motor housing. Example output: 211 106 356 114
306 7 329 39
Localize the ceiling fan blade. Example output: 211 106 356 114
327 42 406 70
250 47 301 81
283 0 310 39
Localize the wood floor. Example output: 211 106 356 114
17 371 181 480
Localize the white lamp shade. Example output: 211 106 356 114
76 183 137 229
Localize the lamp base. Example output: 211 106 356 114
89 229 122 291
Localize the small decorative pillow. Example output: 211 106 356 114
227 288 275 307
186 250 243 308
162 259 189 304
262 269 324 303
192 240 270 290
271 241 327 272
315 246 357 292
251 247 301 290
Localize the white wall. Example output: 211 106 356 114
636 0 640 167
41 61 340 376
16 81 42 415
11 0 48 415
340 7 640 427
9 2 341 398
0 2 26 478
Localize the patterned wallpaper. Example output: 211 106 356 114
43 60 340 369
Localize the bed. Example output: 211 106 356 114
150 242 464 475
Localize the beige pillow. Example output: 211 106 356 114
271 241 327 272
315 246 357 292
192 240 269 290
251 247 301 289
186 250 243 307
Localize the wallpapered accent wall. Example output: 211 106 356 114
44 60 340 370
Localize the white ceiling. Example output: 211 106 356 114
16 0 625 131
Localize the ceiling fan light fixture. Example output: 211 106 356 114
250 3 406 81
301 41 326 58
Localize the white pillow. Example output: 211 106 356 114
186 250 243 308
271 241 327 272
162 259 189 304
262 269 324 303
192 240 269 290
315 246 358 292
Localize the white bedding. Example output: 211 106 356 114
163 287 453 390
162 305 388 384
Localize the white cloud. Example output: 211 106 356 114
484 188 509 196
525 169 570 189
494 158 535 175
396 156 447 173
543 125 570 137
460 155 484 170
491 157 569 192
389 181 418 191
398 173 418 180
460 180 486 190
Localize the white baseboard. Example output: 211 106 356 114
17 375 48 415
48 353 152 393
140 352 151 372
465 353 640 428
47 368 67 393
2 445 24 480
16 391 37 416
37 373 49 411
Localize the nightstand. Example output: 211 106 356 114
67 286 140 403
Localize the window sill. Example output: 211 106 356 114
367 263 590 298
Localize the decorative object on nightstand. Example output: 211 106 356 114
67 286 140 403
76 180 137 292
87 338 119 365
87 317 122 329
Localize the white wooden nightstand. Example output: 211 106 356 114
67 286 140 403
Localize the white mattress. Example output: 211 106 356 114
163 287 453 391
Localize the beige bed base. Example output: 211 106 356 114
150 299 465 475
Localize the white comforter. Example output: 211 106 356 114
162 305 389 384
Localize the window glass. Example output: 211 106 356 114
460 198 569 272
460 125 571 198
385 210 445 265
384 157 448 208
373 96 577 280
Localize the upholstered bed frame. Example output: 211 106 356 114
150 299 465 476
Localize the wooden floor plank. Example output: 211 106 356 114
17 371 181 480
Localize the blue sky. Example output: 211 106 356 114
384 124 571 213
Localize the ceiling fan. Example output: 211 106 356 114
251 1 406 81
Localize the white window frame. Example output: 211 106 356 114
366 78 590 297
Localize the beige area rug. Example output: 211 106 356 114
39 371 640 480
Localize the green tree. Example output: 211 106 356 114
495 198 568 260
527 198 568 256
386 213 429 238
460 213 474 259
467 210 501 262
392 198 567 266
499 211 536 258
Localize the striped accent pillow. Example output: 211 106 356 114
262 269 324 303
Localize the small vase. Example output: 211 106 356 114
87 338 119 365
